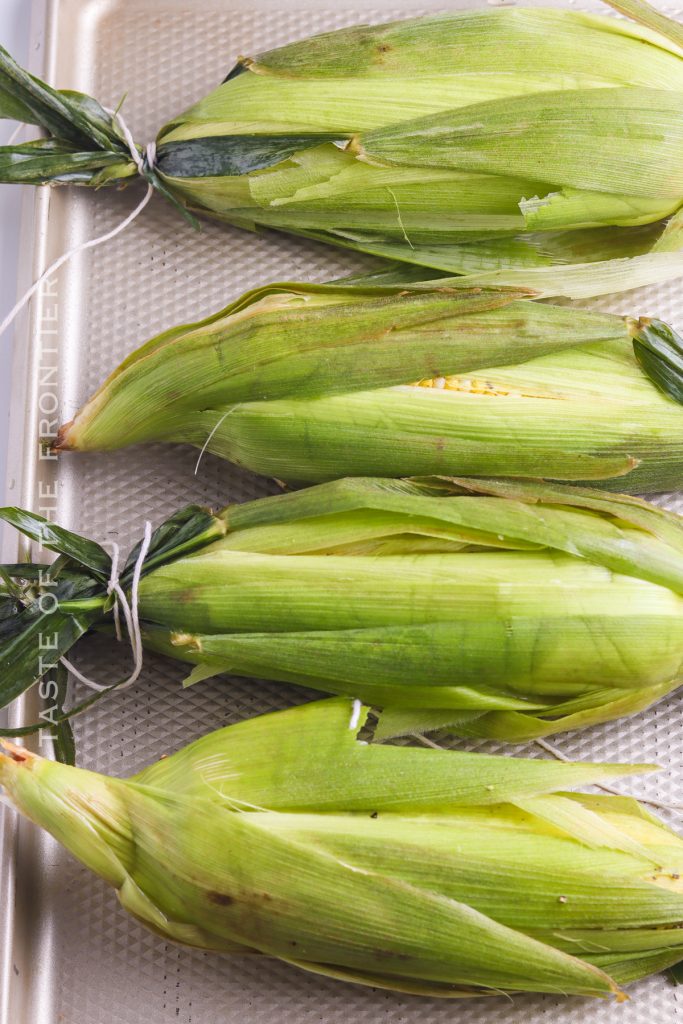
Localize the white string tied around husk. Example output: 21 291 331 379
60 520 153 692
0 109 157 342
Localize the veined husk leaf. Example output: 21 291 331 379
134 478 683 737
2 477 683 742
358 89 683 204
150 3 683 288
4 1 683 290
159 9 683 143
55 279 683 491
2 697 683 998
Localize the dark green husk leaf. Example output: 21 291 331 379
0 503 225 745
0 507 112 578
631 318 683 406
157 134 344 177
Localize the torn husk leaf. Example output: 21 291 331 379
2 697 683 998
2 477 683 742
3 0 683 291
55 279 683 492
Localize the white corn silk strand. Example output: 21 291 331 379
348 699 362 731
0 109 157 342
386 187 415 250
411 732 444 750
6 121 24 147
60 520 153 692
194 407 238 476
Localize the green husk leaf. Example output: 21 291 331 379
3 477 683 742
603 0 683 48
0 140 127 186
134 697 652 812
50 661 76 766
218 476 683 590
2 3 683 291
0 45 119 150
0 507 111 578
4 698 683 998
0 504 227 740
668 961 683 984
513 794 660 862
54 274 683 492
0 580 103 711
358 88 683 199
121 504 226 580
157 134 343 177
631 317 683 405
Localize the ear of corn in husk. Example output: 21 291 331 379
2 477 683 743
55 279 683 492
2 697 683 999
3 0 683 292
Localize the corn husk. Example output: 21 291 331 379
2 697 683 998
56 279 683 492
3 0 683 293
2 477 683 743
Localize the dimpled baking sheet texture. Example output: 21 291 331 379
2 0 683 1022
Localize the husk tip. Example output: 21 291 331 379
52 420 75 453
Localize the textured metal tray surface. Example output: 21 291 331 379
3 0 683 1021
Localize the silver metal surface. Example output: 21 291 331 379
2 0 683 1021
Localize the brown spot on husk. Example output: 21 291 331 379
0 740 32 764
207 891 234 906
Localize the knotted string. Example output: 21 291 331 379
60 520 153 692
108 106 157 181
0 109 157 342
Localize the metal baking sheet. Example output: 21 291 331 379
2 0 683 1021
